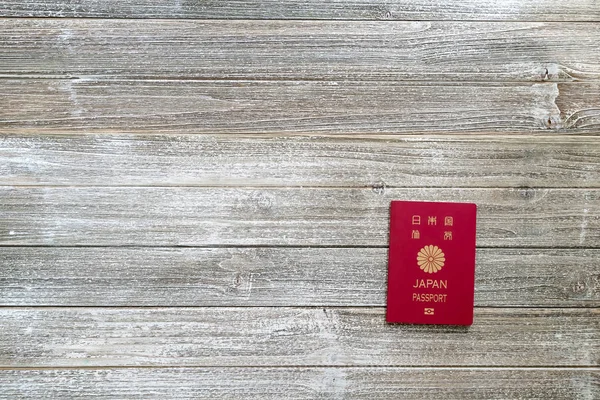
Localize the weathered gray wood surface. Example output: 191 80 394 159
2 134 599 188
0 307 597 367
2 20 599 81
6 80 599 134
1 187 598 247
1 247 598 307
2 0 599 21
2 367 598 399
2 0 599 397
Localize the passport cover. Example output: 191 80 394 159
386 201 477 325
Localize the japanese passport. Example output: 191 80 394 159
386 201 477 325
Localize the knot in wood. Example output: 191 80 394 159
544 115 561 130
372 182 387 195
518 187 536 200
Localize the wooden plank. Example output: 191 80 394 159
1 0 599 21
1 247 598 307
1 367 598 399
558 83 600 130
4 79 595 134
2 134 600 188
2 20 599 81
0 187 598 247
0 307 597 367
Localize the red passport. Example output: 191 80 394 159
386 201 477 325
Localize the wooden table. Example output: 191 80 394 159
1 1 599 398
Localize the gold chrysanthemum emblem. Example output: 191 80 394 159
417 245 445 274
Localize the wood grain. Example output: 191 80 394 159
2 0 599 395
558 83 600 130
1 247 598 307
2 134 600 188
1 0 599 21
0 187 598 247
2 20 599 81
4 79 594 134
0 307 597 367
1 367 598 399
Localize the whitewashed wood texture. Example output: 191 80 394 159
1 1 599 398
1 308 598 367
1 368 598 399
1 187 598 247
1 134 599 187
1 247 598 307
2 20 599 81
4 80 600 134
1 0 599 21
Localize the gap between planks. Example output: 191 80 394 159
1 366 599 370
0 244 598 249
0 306 597 309
3 17 600 23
